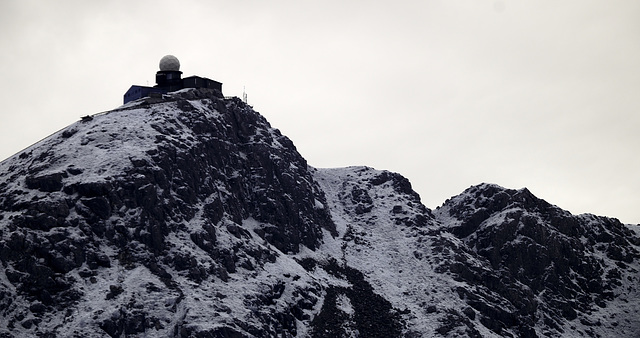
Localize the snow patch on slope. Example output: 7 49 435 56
313 166 498 336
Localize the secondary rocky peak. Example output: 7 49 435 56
433 183 640 336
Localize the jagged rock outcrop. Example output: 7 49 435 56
433 184 640 337
0 88 638 337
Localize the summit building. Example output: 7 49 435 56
123 55 222 104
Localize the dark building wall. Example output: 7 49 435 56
183 76 222 92
124 74 223 104
123 85 165 104
155 70 183 92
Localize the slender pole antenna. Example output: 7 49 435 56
242 86 248 103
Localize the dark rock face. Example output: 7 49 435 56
434 183 640 336
0 89 638 337
0 89 336 336
310 258 402 338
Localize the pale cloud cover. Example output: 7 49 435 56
1 0 639 223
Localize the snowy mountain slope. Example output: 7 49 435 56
312 167 496 337
0 88 638 337
0 89 334 337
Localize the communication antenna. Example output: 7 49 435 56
242 86 248 104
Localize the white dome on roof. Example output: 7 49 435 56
159 55 180 71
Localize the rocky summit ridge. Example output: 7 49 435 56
0 88 638 337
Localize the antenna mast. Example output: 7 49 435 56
242 86 248 103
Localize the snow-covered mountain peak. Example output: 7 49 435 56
0 89 638 337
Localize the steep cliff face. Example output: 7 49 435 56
0 89 336 337
0 88 638 337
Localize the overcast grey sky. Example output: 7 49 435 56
1 0 639 224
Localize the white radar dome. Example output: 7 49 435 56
159 55 180 71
